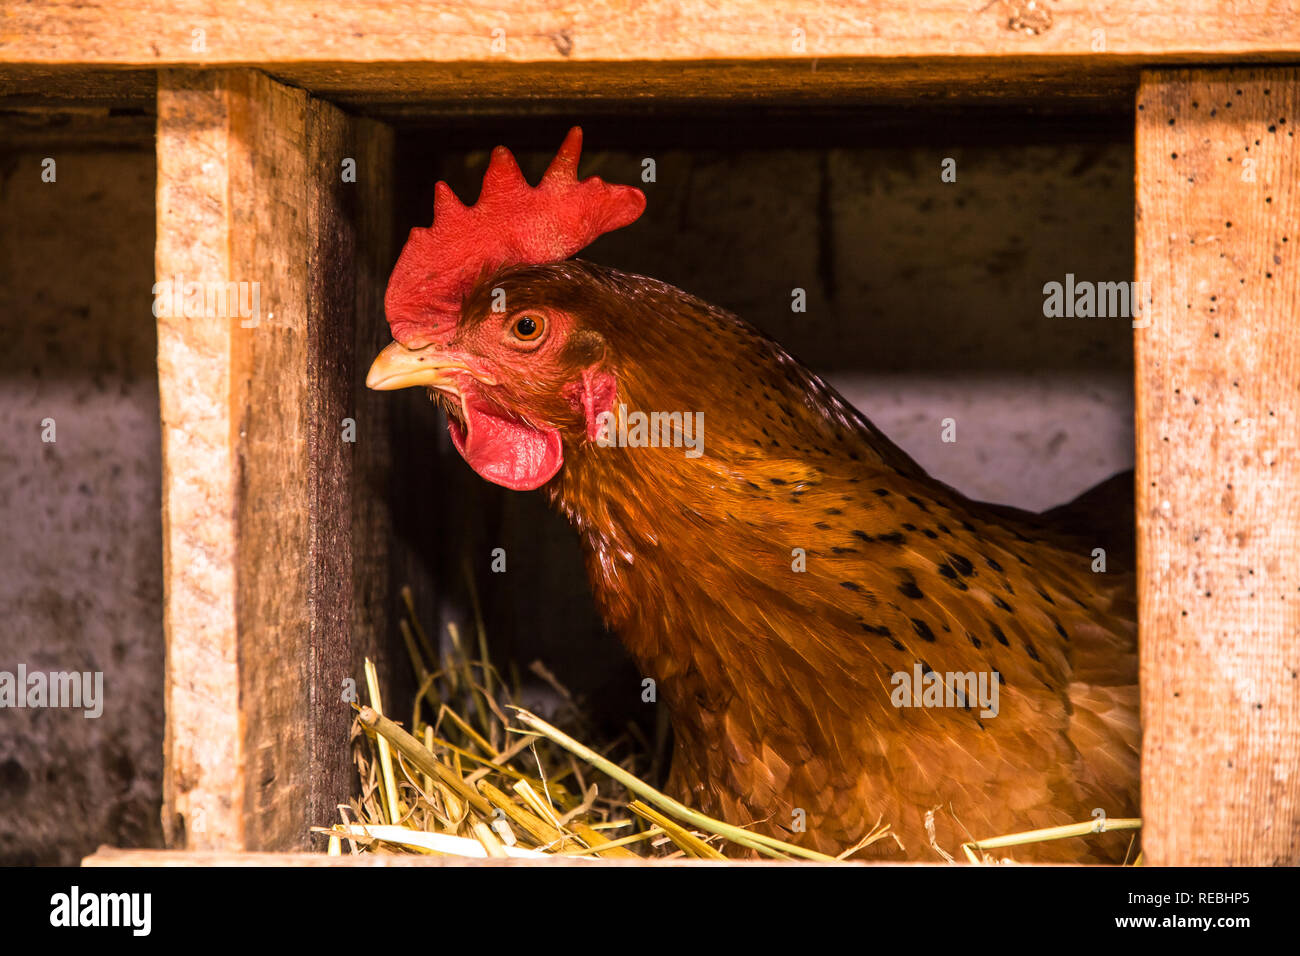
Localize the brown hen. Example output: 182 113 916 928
367 130 1139 862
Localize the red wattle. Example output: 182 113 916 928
447 404 563 491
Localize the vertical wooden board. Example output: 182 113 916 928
304 98 355 843
158 69 398 850
227 70 313 851
305 103 398 833
1136 68 1300 864
341 121 406 709
156 70 244 850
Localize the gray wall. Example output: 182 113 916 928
0 145 163 864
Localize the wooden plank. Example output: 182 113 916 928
1135 67 1300 865
0 106 154 148
4 1 1300 65
275 57 1145 116
226 68 314 854
305 93 400 837
156 68 246 851
156 68 396 851
0 65 155 106
81 847 875 866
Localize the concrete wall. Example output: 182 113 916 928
0 143 163 865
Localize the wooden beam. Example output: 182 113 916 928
80 847 862 866
272 57 1146 116
3 58 1153 116
156 69 396 851
5 1 1300 65
0 65 155 107
1136 67 1300 865
0 106 154 148
305 75 400 839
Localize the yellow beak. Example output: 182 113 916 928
366 340 472 391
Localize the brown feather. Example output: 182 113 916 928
467 260 1139 862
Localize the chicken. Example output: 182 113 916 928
366 129 1139 862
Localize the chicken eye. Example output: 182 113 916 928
512 314 545 342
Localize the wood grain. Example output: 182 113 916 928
8 3 1299 109
0 65 155 105
1136 68 1300 864
275 56 1144 115
305 97 400 837
157 69 397 851
0 105 154 147
156 69 245 851
80 847 866 866
5 1 1300 64
226 67 314 854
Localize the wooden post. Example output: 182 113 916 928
1136 68 1300 864
156 69 396 850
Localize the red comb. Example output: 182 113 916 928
384 127 646 347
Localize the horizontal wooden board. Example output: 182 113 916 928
10 55 1297 116
0 65 155 105
80 847 899 866
0 105 154 147
273 56 1148 115
6 0 1300 111
1 57 1156 114
4 1 1300 65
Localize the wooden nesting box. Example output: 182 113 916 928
3 1 1299 867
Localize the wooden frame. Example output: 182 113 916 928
3 1 1298 865
5 2 1299 63
155 69 398 850
1135 68 1300 865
